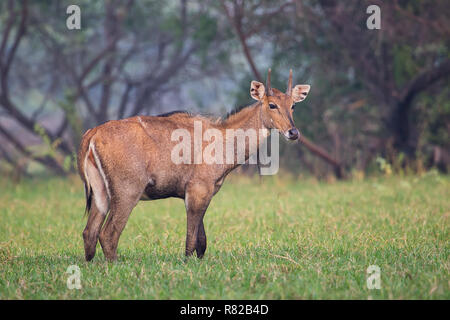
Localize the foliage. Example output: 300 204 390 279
375 157 392 176
0 0 448 177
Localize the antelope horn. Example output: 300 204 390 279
266 68 273 96
286 69 293 96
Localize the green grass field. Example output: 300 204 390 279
0 172 449 299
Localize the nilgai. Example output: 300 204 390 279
77 69 310 261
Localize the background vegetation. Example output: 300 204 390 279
0 0 449 178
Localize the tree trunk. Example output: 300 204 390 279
391 101 414 157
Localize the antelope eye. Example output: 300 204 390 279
269 103 278 109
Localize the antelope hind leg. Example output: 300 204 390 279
83 201 108 261
99 196 139 261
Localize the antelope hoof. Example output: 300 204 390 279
85 252 95 262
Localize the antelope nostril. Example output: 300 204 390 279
288 128 299 140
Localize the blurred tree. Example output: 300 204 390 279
0 0 68 174
219 0 344 177
226 0 449 174
0 0 448 177
0 0 231 174
288 0 450 161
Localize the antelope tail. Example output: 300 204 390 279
82 140 110 217
84 181 93 217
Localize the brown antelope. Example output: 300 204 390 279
77 69 310 261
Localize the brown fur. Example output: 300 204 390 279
77 70 310 261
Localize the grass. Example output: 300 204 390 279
0 171 449 299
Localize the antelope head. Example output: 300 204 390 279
250 69 311 140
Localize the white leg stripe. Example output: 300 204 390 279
184 193 189 210
83 145 90 194
89 141 112 200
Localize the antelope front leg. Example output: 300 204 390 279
196 220 207 258
184 184 212 258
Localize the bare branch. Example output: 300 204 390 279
0 123 66 175
118 82 133 119
0 0 16 61
220 0 262 81
400 58 450 106
0 0 27 98
245 2 293 38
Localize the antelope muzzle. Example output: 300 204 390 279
287 127 299 140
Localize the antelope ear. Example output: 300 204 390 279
292 85 311 102
250 81 265 101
